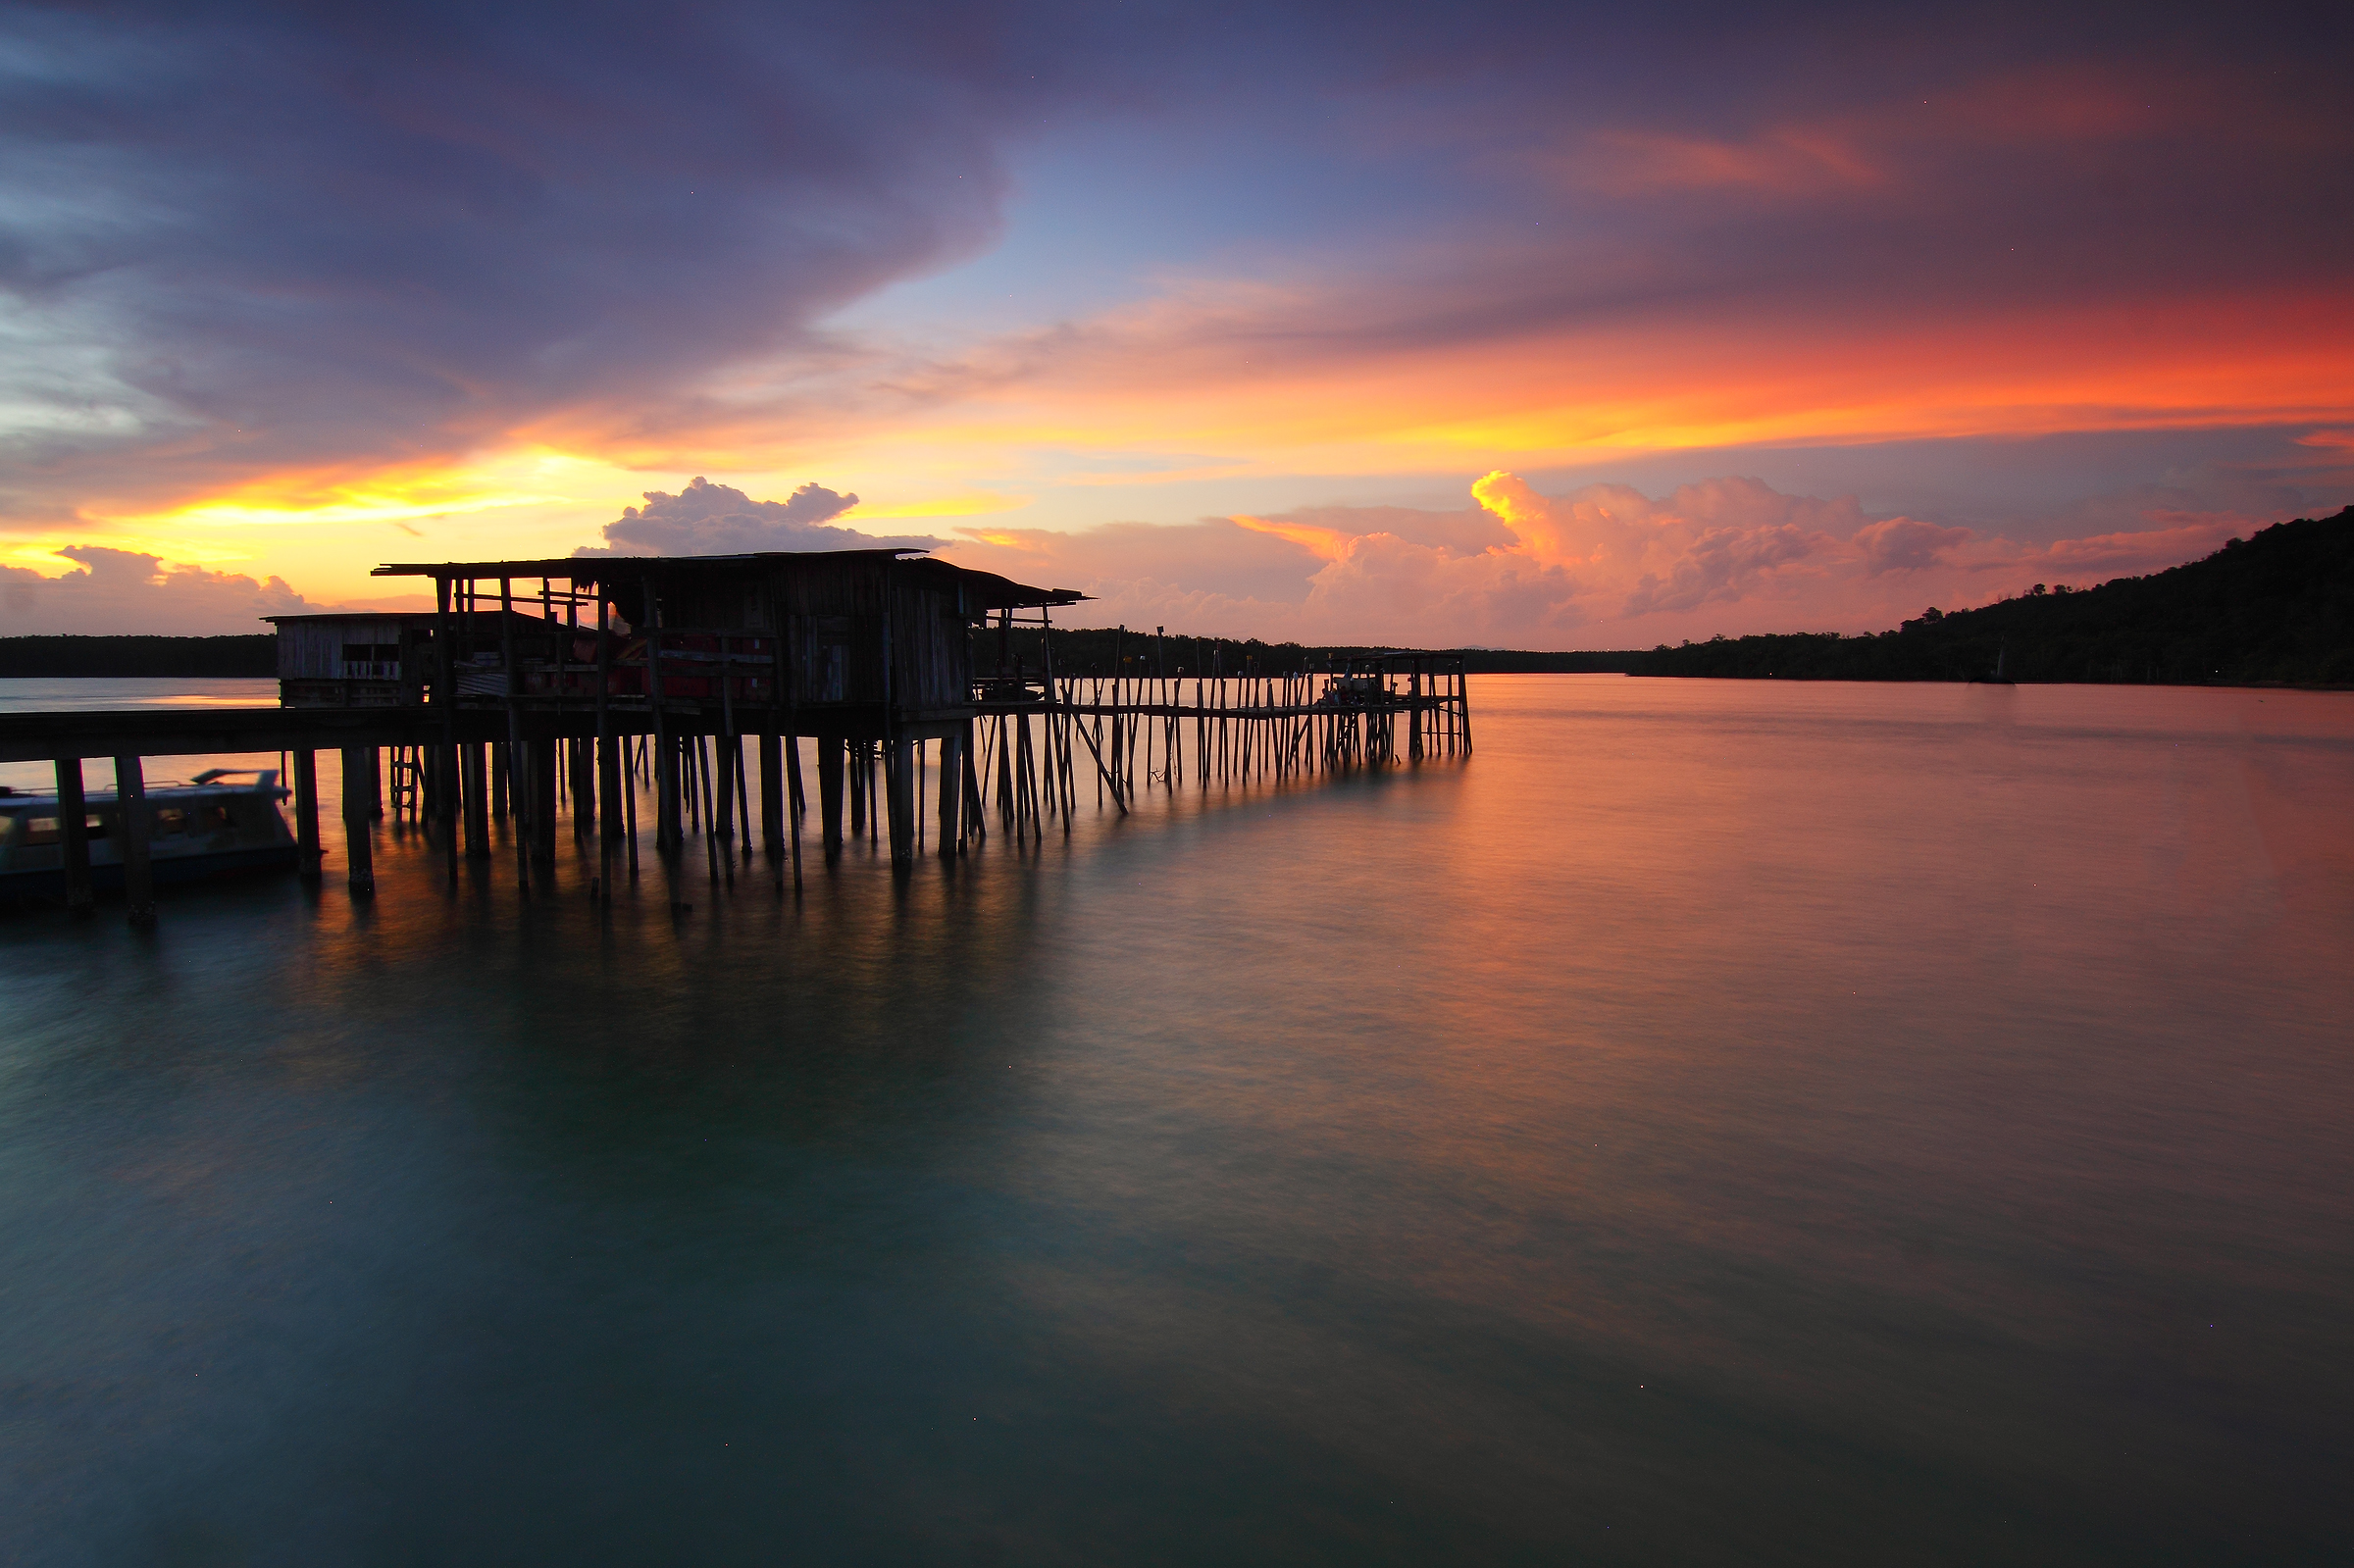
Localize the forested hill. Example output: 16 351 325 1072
0 634 277 678
1624 506 2354 685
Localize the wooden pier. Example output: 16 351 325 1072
0 550 1469 923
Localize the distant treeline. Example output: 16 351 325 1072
1624 506 2354 686
0 634 277 678
989 625 1640 677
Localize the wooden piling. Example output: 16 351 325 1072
713 736 736 851
593 595 615 898
571 736 595 838
462 742 490 858
698 736 723 885
849 738 870 837
961 722 985 843
622 736 640 874
435 577 458 884
292 749 323 879
597 736 626 843
819 734 845 853
499 579 532 891
115 754 155 927
936 730 961 856
786 736 804 891
758 734 784 855
341 747 376 894
54 757 93 917
888 735 914 870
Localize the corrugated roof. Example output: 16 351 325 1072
367 550 1087 610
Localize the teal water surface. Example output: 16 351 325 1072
2 677 2348 1564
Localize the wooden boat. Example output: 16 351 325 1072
0 769 298 901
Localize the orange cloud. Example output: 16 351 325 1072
1230 513 1356 562
939 471 2298 648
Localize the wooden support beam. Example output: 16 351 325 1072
599 734 625 841
435 578 458 885
888 736 914 870
463 742 490 859
783 736 803 892
733 736 752 859
594 593 617 899
292 749 323 879
961 720 985 842
654 730 681 853
622 736 640 875
341 747 376 894
116 754 155 927
54 757 93 917
500 577 531 891
714 736 737 848
936 730 960 857
819 735 845 853
849 739 869 836
758 733 784 855
1067 710 1129 816
697 736 723 885
571 735 595 838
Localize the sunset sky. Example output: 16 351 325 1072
2 2 2349 645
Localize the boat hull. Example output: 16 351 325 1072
0 843 301 902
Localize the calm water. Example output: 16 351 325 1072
2 676 2348 1565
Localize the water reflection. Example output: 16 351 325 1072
2 678 2349 1564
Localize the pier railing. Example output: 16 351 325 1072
960 653 1470 830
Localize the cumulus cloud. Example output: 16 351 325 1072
1 547 320 635
1855 517 1973 575
1469 472 1855 617
579 477 940 556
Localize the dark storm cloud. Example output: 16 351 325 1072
0 0 1139 516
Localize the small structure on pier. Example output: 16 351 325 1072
368 549 1084 731
356 549 1087 885
266 609 578 707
